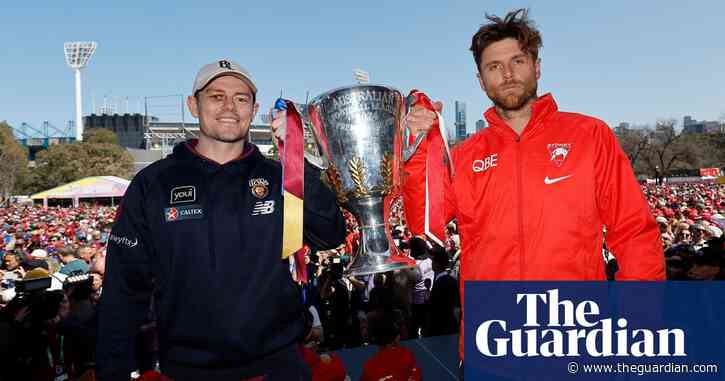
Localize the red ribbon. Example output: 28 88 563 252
278 100 304 199
407 90 452 246
277 99 305 259
306 105 331 161
294 245 309 284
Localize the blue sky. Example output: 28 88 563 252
2 1 724 137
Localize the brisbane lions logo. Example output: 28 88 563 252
547 144 572 167
249 178 269 199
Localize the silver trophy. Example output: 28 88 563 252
306 85 413 276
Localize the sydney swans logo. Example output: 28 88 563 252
475 289 686 358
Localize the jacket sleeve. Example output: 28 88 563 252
593 121 665 280
303 160 346 251
402 137 456 237
96 176 155 381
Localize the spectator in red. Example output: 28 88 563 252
299 308 349 381
360 310 421 381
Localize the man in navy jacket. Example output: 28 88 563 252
96 59 346 381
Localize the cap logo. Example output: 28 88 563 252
219 60 232 70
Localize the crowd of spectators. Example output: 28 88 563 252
298 205 461 353
1 204 112 380
642 182 725 280
0 180 723 380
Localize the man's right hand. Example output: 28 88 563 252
269 108 285 148
405 101 443 138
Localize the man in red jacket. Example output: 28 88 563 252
403 6 665 361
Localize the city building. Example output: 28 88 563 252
455 101 467 141
475 119 486 132
682 115 724 134
614 122 631 135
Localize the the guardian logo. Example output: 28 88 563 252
476 289 686 358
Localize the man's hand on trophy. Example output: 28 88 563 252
405 101 443 137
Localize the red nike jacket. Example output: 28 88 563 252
403 93 665 356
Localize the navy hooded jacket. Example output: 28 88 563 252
96 141 346 380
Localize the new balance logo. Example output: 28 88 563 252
252 200 275 216
544 175 572 185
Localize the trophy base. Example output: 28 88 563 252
345 253 414 276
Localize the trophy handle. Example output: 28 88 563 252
402 93 427 162
304 104 330 170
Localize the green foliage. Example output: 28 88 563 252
83 128 120 145
0 121 30 200
81 142 134 178
24 131 134 194
28 143 90 193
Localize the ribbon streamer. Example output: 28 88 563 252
274 99 305 259
406 90 453 246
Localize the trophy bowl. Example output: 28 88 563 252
307 84 413 276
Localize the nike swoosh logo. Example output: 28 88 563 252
544 175 572 185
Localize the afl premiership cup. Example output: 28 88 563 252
306 85 413 276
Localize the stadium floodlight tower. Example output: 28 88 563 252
64 41 97 142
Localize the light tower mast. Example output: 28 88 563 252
63 41 97 142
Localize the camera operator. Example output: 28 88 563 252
1 269 72 381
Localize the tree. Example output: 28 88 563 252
84 128 120 145
82 142 134 178
614 118 724 177
25 134 134 194
642 119 697 175
687 132 725 169
615 126 651 173
0 121 30 201
27 143 91 193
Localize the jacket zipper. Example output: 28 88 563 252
515 135 525 279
